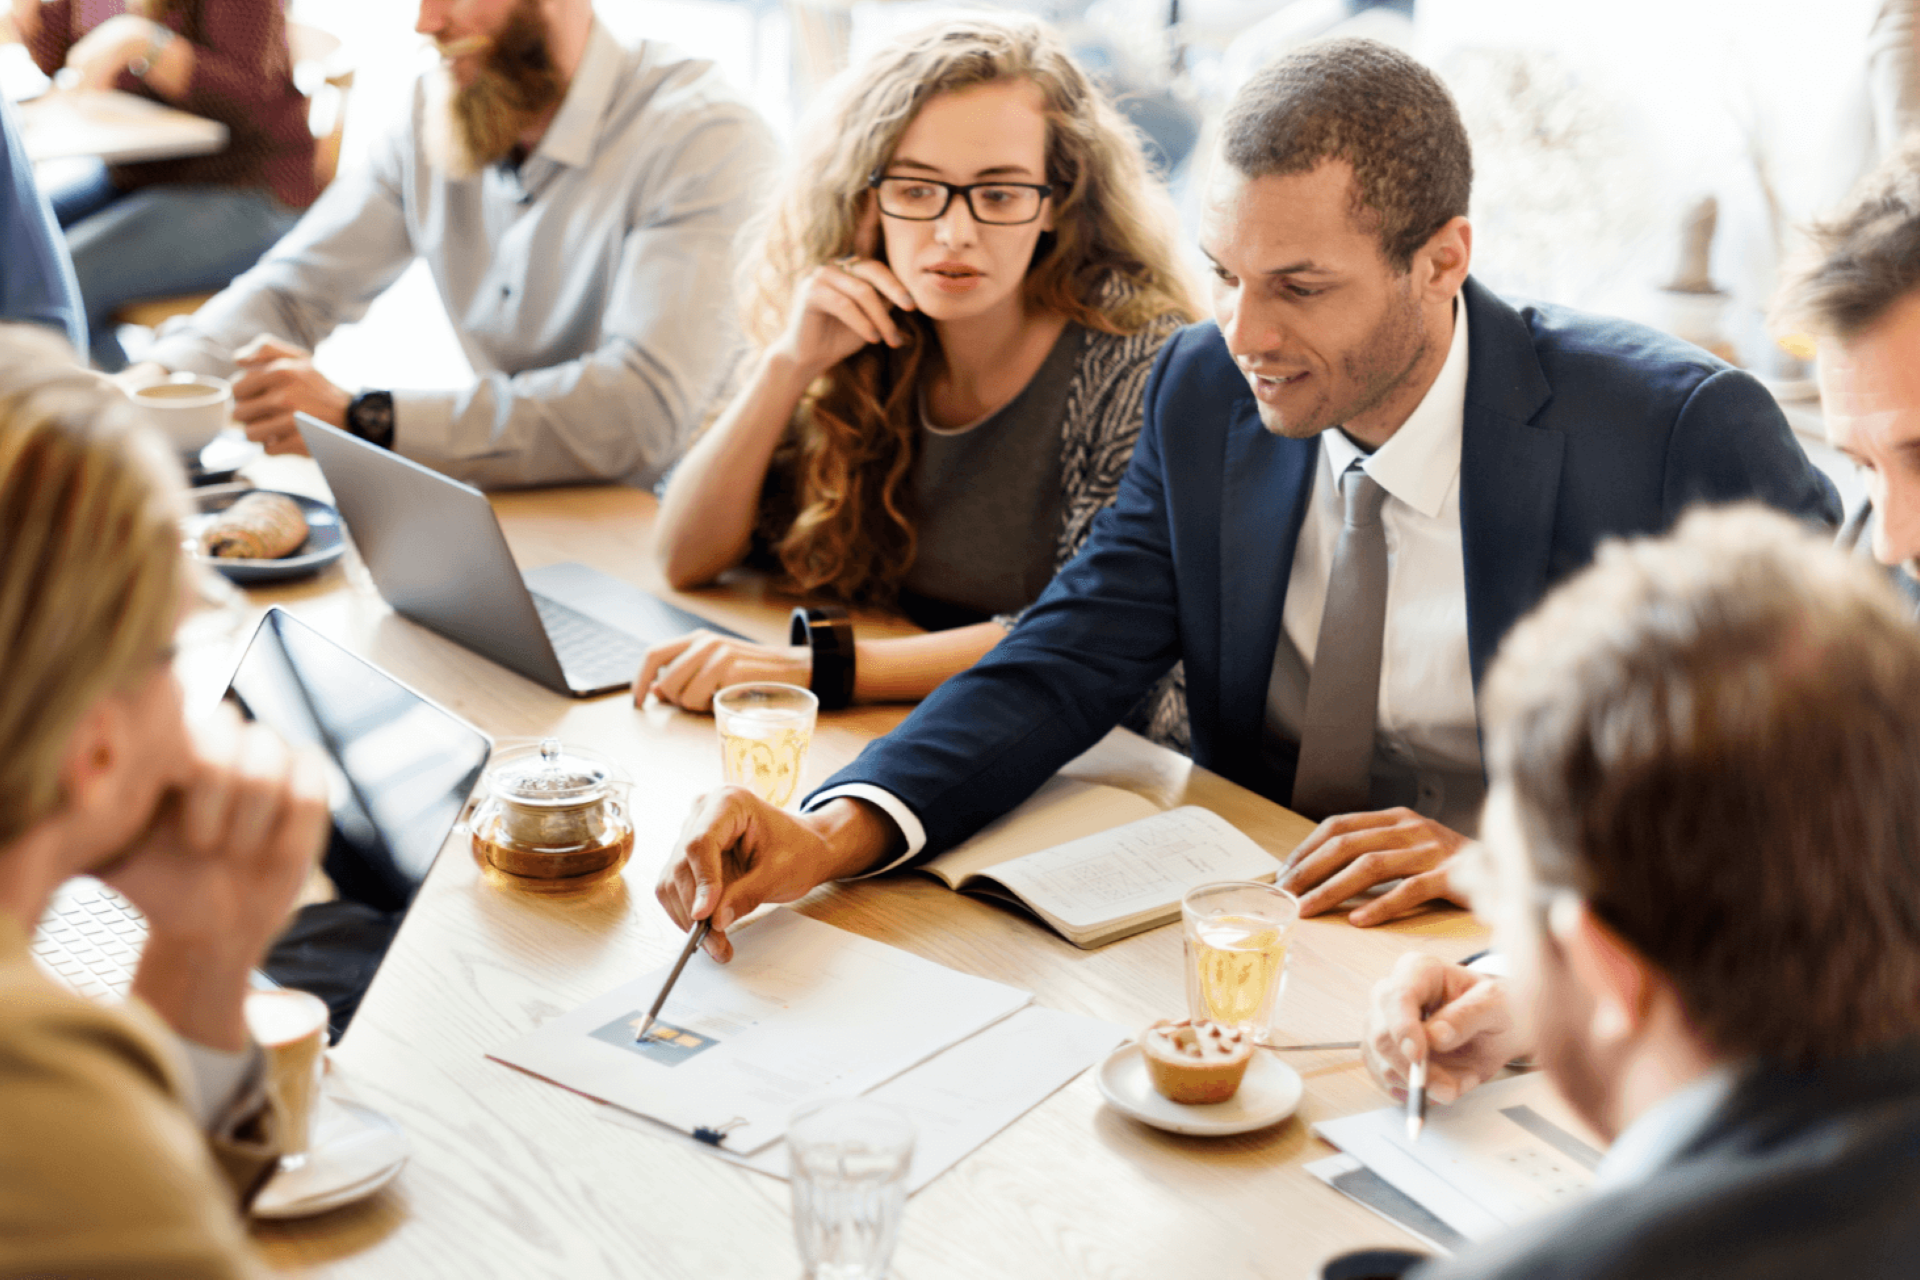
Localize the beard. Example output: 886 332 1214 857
1254 279 1431 441
427 0 565 178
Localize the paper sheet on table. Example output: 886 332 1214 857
1305 1153 1467 1255
713 1004 1128 1193
1312 1072 1605 1242
489 911 1032 1155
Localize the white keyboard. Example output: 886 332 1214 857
32 879 147 999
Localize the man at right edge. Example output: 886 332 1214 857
655 39 1840 959
1352 507 1920 1279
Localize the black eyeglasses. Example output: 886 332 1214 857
868 173 1054 225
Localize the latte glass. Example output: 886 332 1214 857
715 682 817 808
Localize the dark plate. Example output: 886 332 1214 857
190 487 345 584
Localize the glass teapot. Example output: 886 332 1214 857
470 738 633 895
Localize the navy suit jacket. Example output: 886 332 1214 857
816 277 1842 858
1413 1039 1920 1280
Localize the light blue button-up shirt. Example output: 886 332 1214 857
152 20 776 489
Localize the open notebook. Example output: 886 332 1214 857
919 777 1282 947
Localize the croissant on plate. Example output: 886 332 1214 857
199 492 309 560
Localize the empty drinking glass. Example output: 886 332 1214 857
789 1099 915 1280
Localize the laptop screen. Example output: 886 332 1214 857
227 608 491 1035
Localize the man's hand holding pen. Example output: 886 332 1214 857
656 790 902 963
1363 952 1533 1109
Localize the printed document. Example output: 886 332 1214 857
1313 1072 1605 1241
490 911 1032 1154
716 1004 1128 1193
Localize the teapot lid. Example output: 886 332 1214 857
486 738 619 808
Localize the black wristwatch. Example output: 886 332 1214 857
345 390 395 449
789 605 855 710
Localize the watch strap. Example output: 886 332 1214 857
789 605 855 710
346 390 395 450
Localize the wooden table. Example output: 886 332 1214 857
212 455 1484 1280
17 87 227 164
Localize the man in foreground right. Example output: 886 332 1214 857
1365 506 1920 1280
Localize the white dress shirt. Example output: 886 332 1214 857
151 20 777 489
1265 297 1485 833
1592 1065 1739 1190
817 299 1482 866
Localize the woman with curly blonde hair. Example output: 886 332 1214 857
642 16 1198 745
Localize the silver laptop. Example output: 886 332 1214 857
34 608 491 1038
295 412 742 697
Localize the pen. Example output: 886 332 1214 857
634 920 711 1043
1406 1053 1428 1144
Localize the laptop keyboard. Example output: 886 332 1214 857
532 591 647 689
33 880 146 999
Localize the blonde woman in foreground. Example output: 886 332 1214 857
640 16 1198 745
0 323 327 1276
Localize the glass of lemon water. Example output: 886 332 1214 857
714 682 818 808
1180 880 1301 1042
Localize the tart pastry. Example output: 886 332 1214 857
200 492 308 560
1141 1018 1253 1105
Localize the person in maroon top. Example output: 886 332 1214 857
14 0 317 370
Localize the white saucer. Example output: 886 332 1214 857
1096 1043 1303 1136
251 1097 409 1219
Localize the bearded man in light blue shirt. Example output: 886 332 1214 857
136 0 777 489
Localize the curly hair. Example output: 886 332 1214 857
739 16 1200 606
1220 37 1472 272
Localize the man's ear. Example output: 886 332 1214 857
1548 896 1657 1050
1413 215 1472 301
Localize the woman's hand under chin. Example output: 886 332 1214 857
769 203 918 380
635 630 814 713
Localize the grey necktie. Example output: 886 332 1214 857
1290 462 1389 820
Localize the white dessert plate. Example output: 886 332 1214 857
251 1097 409 1219
1096 1042 1303 1136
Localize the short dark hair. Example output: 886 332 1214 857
1775 134 1920 340
1219 37 1472 272
1484 505 1920 1070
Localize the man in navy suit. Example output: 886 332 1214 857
655 39 1839 959
1364 509 1920 1280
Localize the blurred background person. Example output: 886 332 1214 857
1776 131 1920 604
130 0 776 490
642 16 1198 744
14 0 315 371
0 323 328 1275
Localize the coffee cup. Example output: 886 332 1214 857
130 373 232 455
244 987 330 1170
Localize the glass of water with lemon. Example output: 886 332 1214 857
1180 880 1301 1042
714 682 818 808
